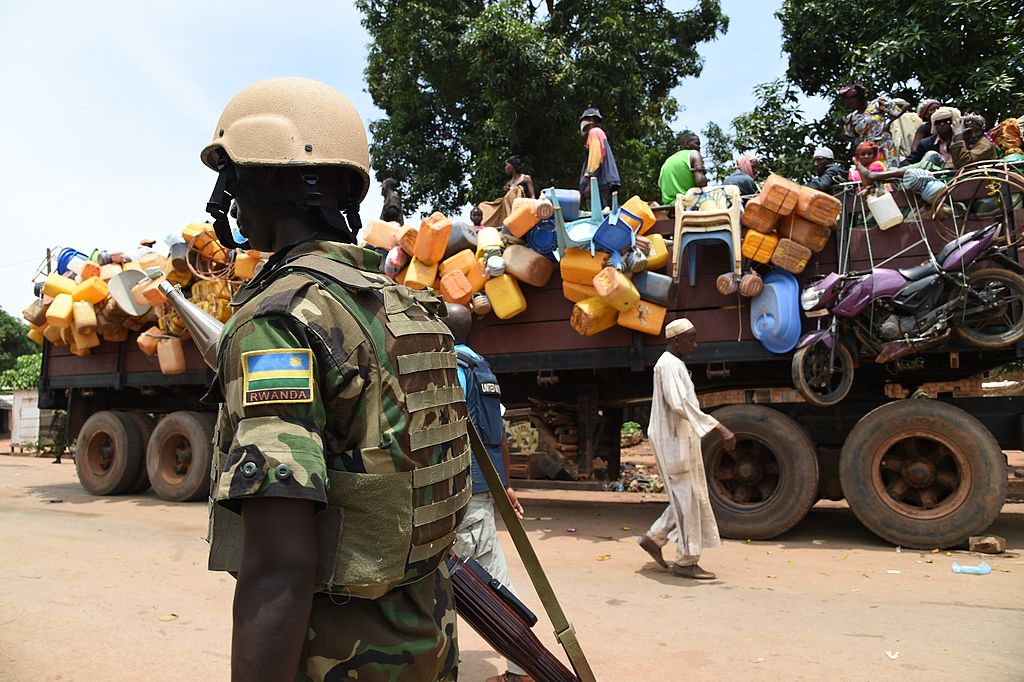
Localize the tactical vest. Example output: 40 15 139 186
208 248 471 599
456 346 507 494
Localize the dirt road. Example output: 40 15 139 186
2 456 1022 681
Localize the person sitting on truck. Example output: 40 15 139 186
579 107 621 209
806 146 847 194
840 83 910 168
723 154 759 197
658 131 708 205
200 77 463 682
443 303 532 682
470 206 485 230
638 318 736 581
911 99 941 153
951 114 999 168
901 106 960 168
504 155 535 199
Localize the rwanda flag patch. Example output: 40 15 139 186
241 349 314 406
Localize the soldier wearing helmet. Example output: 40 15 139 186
202 77 468 681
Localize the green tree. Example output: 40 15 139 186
700 121 736 183
357 0 729 214
731 79 814 181
0 309 36 373
778 0 1024 124
0 353 41 391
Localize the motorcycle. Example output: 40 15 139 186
792 222 1024 406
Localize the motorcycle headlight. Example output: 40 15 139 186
801 287 823 311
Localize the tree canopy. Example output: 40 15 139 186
0 309 36 374
778 0 1024 125
357 0 728 214
0 353 41 391
705 1 1022 183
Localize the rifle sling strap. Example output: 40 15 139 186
466 422 597 682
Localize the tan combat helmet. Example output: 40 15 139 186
201 76 370 201
202 77 370 247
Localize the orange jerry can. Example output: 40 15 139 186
72 276 109 305
503 200 541 238
414 212 452 265
617 300 667 336
45 293 74 329
397 224 419 256
778 213 832 254
440 270 473 306
439 249 477 278
645 233 669 271
183 223 230 264
592 266 640 312
620 196 657 235
158 337 186 375
741 196 780 234
770 238 812 274
571 296 618 336
465 258 487 294
796 186 842 226
759 174 800 215
72 301 98 335
560 248 609 285
22 299 48 327
42 273 76 298
741 230 779 264
484 274 527 319
562 281 598 303
137 325 162 356
503 245 554 288
404 257 438 290
364 219 399 250
27 325 45 346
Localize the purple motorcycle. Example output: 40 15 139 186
793 222 1024 406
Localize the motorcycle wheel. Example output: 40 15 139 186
792 341 855 407
954 268 1024 349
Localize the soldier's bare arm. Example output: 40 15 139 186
232 497 316 681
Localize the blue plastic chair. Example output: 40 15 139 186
678 232 735 286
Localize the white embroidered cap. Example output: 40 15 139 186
665 318 695 338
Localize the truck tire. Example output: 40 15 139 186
840 400 1006 549
122 412 155 494
75 411 145 496
146 411 215 502
702 405 819 540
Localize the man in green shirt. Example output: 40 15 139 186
658 131 708 204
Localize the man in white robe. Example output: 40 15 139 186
638 318 736 579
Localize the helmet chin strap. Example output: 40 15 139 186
206 159 361 250
205 159 249 249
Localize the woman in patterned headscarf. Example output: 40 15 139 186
989 118 1023 162
840 84 910 168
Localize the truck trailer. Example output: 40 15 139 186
40 174 1024 549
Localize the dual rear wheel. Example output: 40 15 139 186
701 401 1005 548
74 410 215 502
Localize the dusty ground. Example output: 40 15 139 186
2 455 1023 681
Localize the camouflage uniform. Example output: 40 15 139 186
207 239 469 682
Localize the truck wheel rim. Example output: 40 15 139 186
157 434 193 485
710 437 780 508
871 431 972 520
84 433 115 478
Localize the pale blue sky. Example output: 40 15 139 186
0 0 826 318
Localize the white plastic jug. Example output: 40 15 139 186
866 190 903 230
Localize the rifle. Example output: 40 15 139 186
161 280 596 681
